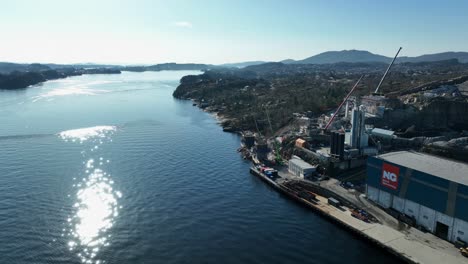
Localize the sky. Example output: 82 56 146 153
0 0 467 65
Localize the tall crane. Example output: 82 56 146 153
323 75 363 131
253 115 262 137
374 47 402 94
323 47 402 131
265 108 282 164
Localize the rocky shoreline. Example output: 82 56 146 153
189 98 241 133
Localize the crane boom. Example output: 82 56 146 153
374 47 402 94
323 75 363 131
265 108 282 164
265 109 274 135
253 115 262 136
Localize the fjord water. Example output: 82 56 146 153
0 71 399 264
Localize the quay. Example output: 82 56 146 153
249 165 467 264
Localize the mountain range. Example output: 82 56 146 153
2 50 468 73
201 50 468 68
282 50 468 64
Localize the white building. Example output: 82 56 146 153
288 156 316 178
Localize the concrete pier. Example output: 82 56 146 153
250 167 467 264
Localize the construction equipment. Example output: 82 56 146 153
253 115 262 137
265 109 282 164
374 47 402 94
323 75 363 131
323 47 402 132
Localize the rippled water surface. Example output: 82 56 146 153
0 71 400 263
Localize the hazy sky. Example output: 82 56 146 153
1 0 467 64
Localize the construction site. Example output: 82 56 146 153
238 48 468 263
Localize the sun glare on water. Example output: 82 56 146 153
59 126 116 143
59 126 121 263
31 80 120 102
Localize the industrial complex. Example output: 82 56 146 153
235 47 468 263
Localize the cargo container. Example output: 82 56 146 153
295 138 307 148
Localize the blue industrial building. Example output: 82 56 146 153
366 151 468 242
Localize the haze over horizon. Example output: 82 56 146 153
1 0 468 65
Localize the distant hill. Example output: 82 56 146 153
124 63 214 72
0 67 120 90
221 61 270 68
0 62 216 75
3 50 468 75
399 52 468 63
0 62 123 74
284 50 468 64
285 50 391 64
47 63 122 69
280 59 295 64
0 62 52 74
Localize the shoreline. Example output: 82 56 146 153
0 69 121 90
183 95 467 263
187 98 242 134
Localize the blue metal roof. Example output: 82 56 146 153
378 151 468 186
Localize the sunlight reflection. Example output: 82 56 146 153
59 125 120 263
68 164 120 263
59 126 116 143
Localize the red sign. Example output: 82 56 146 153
381 163 399 190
